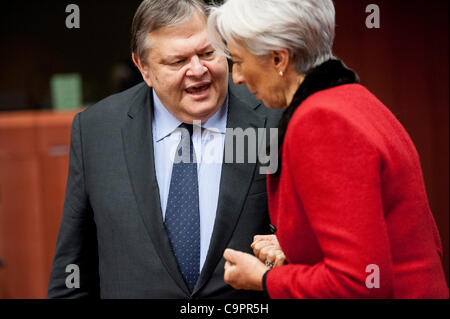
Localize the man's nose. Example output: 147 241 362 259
186 56 207 77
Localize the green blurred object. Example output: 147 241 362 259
50 73 83 110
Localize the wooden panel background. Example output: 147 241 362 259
0 111 78 298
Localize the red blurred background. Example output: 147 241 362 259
333 0 449 289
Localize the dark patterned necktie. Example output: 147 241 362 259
164 123 200 292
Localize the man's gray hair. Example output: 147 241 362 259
208 0 336 74
131 0 208 63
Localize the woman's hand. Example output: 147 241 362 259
223 248 268 291
251 235 286 268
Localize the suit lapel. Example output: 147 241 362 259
121 86 190 296
193 88 266 294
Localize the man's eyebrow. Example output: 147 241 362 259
161 45 215 63
199 44 214 51
163 55 187 61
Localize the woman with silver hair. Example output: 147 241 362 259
208 0 448 298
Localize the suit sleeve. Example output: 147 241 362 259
47 112 100 298
266 108 394 299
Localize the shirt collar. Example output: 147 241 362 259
152 90 228 142
152 90 181 142
202 94 228 134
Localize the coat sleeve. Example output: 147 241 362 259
47 112 100 298
266 107 394 299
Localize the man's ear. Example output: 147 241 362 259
271 49 290 75
132 52 152 87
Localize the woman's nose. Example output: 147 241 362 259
186 56 207 77
232 68 245 85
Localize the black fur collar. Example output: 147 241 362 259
287 59 359 120
274 59 359 176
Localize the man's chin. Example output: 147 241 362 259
183 104 221 123
179 98 221 119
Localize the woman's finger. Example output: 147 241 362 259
253 234 276 243
258 245 276 262
274 252 286 267
252 240 273 256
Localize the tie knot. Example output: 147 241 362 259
179 123 194 137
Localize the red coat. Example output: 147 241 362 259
266 83 449 299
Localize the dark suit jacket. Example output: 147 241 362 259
47 80 282 298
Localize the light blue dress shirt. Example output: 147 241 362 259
152 91 228 271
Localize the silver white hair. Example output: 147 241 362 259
208 0 336 74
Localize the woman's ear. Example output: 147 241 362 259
271 49 290 75
132 53 152 87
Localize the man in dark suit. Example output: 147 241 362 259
48 0 281 298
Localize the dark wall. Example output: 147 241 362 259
333 0 449 283
0 0 143 110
